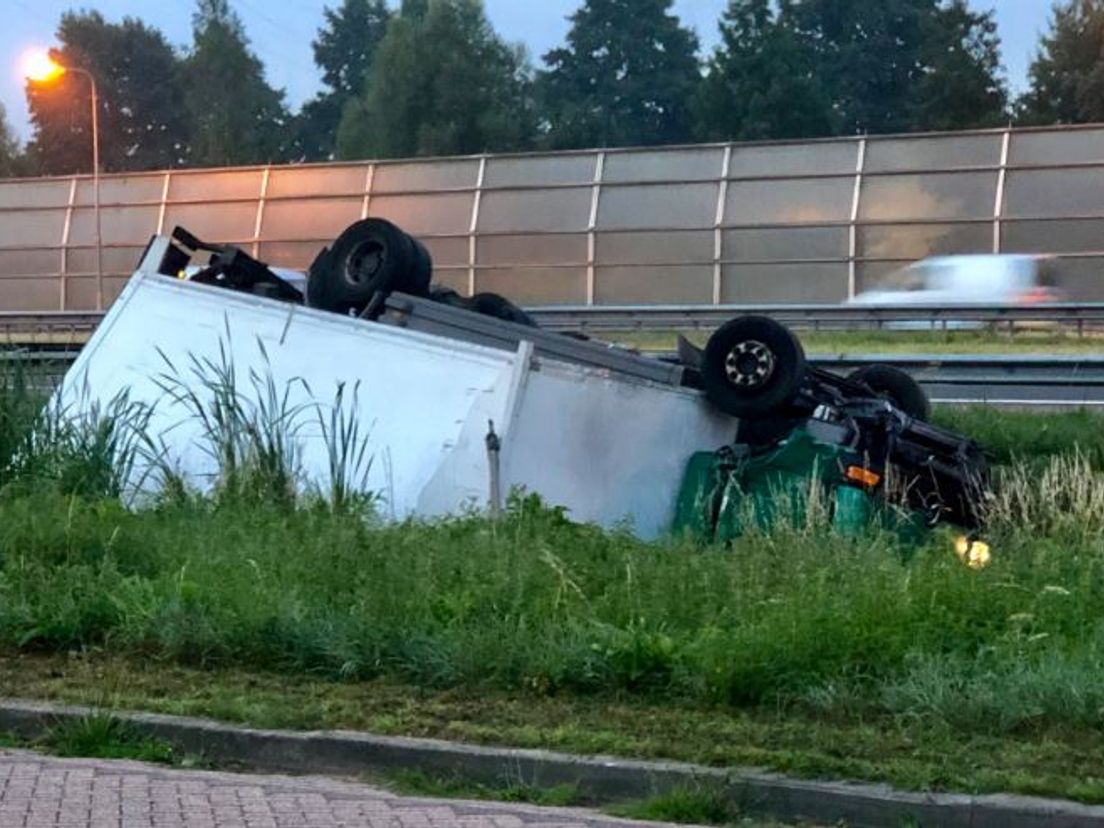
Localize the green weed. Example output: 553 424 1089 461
609 786 740 825
43 714 175 763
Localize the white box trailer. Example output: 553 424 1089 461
59 250 736 539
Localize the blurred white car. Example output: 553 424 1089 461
849 254 1063 307
846 254 1064 328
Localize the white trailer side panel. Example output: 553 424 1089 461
61 271 736 537
500 361 735 538
62 273 517 518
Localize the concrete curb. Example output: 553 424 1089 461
1 697 1102 828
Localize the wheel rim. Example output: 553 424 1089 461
344 239 385 286
724 340 776 387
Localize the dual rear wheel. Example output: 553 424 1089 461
306 219 433 316
307 218 534 326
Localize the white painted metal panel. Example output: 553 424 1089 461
500 361 735 538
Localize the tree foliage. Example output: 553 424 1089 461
700 0 1007 141
182 0 290 167
337 0 534 159
790 0 1006 135
25 11 188 175
316 0 392 99
696 0 832 141
0 104 19 178
14 0 1068 176
1020 0 1104 124
537 0 701 149
293 0 392 161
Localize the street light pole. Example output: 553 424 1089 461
21 50 104 310
66 67 102 311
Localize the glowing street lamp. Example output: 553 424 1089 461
21 51 65 84
22 49 103 310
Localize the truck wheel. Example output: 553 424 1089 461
701 316 805 418
848 365 930 421
307 219 431 314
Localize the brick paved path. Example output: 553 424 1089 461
0 749 692 828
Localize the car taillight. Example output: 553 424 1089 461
1017 286 1061 304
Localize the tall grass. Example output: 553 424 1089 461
0 364 151 500
153 339 307 507
0 367 1102 737
311 380 373 512
1 481 1101 726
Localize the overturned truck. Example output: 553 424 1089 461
64 219 989 542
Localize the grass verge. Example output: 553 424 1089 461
4 651 1104 805
3 359 1104 809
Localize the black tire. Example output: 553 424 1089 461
848 365 930 421
307 219 432 314
701 316 805 418
469 292 538 327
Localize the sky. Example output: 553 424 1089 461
3 0 1054 145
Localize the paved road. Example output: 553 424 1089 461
0 749 695 828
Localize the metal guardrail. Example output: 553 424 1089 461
628 352 1104 407
0 311 104 345
816 354 1104 406
0 311 103 328
3 303 1104 340
10 346 1104 407
528 303 1104 333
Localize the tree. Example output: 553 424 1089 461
293 0 391 161
337 0 534 159
1020 0 1104 124
537 0 701 149
25 11 189 175
699 0 1007 141
907 0 1007 131
316 0 392 99
182 0 290 167
695 0 834 141
784 0 1007 135
0 103 19 178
